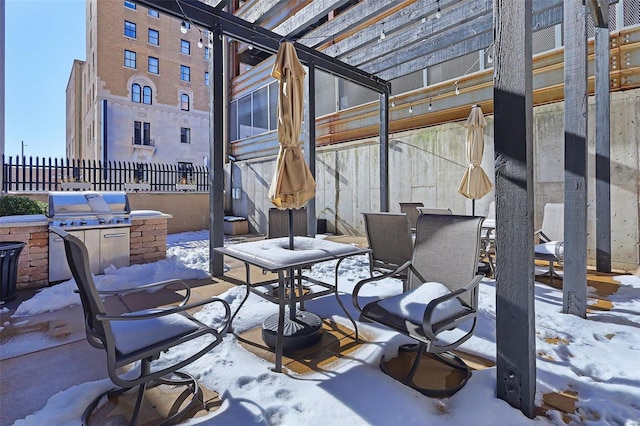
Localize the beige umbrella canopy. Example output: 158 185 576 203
458 105 493 208
268 42 316 210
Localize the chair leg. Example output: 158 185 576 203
380 345 473 398
82 372 204 426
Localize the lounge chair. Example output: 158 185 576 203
535 203 564 283
362 212 414 289
399 202 424 232
352 214 484 397
49 226 231 425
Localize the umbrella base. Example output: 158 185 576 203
262 310 323 351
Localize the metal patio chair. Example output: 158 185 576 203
535 202 565 284
49 226 231 425
353 214 484 397
362 212 414 289
399 202 424 232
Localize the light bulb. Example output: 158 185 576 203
198 38 204 48
380 31 386 41
455 85 460 95
409 105 413 114
180 21 188 34
487 53 493 64
248 44 253 50
391 101 395 107
436 8 441 19
428 102 432 111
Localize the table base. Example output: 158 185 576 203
262 311 323 351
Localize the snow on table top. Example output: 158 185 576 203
221 236 364 269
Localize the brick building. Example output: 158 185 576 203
66 0 212 174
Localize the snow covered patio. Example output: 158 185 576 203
1 230 639 425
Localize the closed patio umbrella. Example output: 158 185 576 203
458 104 493 214
264 41 321 351
268 42 316 212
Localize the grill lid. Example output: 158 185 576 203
48 191 130 219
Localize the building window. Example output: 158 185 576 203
124 0 136 10
143 122 151 145
148 28 159 45
178 162 193 183
181 39 190 55
148 56 159 74
148 8 159 17
124 50 136 68
205 46 210 60
181 127 191 144
132 83 141 102
204 72 209 86
124 21 136 39
180 93 190 111
180 65 190 82
133 121 142 144
142 86 152 104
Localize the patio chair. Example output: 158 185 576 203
268 207 308 238
399 202 424 232
362 212 414 289
49 226 231 425
416 207 453 215
352 214 484 397
535 203 564 284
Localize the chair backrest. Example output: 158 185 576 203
541 203 564 241
408 214 483 305
50 227 108 348
486 201 495 220
362 212 413 274
417 207 453 215
399 202 424 230
268 207 308 238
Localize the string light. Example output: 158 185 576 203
198 38 204 48
436 0 441 19
409 103 413 114
428 98 433 111
379 23 386 42
454 82 460 95
180 20 188 34
391 100 395 107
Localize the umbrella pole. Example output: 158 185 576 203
472 199 476 216
288 209 294 250
288 209 296 320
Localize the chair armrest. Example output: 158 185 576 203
97 279 191 306
97 297 232 334
352 260 411 313
421 275 483 341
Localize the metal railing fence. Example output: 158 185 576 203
2 155 209 192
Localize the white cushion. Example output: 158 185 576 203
111 309 199 355
535 241 564 259
378 282 466 324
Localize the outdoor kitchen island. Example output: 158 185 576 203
215 236 370 373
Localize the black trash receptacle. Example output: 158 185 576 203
0 241 26 303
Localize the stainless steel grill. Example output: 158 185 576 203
48 191 131 282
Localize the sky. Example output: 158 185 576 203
4 0 86 160
3 230 640 425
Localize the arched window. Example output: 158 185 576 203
180 93 190 111
132 83 141 103
143 86 152 104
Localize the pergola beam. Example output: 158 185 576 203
493 0 536 418
563 0 589 317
